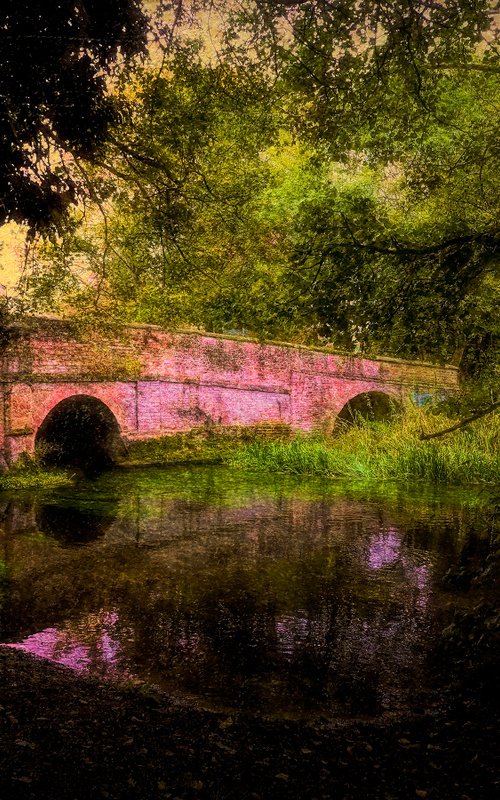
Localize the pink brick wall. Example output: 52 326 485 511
0 319 459 464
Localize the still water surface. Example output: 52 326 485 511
0 466 487 718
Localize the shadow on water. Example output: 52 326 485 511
36 504 117 547
0 465 493 719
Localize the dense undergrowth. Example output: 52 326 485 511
230 407 500 485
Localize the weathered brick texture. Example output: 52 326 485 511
0 318 459 465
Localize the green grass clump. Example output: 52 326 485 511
124 429 236 466
0 456 73 491
0 473 71 490
124 424 291 467
229 407 500 486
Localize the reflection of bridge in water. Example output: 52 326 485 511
0 317 458 468
0 477 469 717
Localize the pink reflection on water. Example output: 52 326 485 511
367 528 431 611
413 564 430 610
367 528 401 570
5 609 136 681
275 612 310 659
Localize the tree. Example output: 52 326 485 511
15 1 500 394
285 65 500 361
20 49 301 337
216 1 499 373
0 0 147 233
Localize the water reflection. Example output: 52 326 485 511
0 466 486 718
367 528 401 570
37 504 117 546
5 610 133 680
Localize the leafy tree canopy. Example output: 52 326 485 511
218 0 500 375
13 1 500 397
0 0 147 233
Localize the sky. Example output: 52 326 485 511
0 222 25 296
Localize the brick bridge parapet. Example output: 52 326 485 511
0 317 459 466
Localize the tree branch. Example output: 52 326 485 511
420 402 500 440
324 231 499 258
428 63 500 73
107 134 178 180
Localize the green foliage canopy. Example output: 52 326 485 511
17 1 500 392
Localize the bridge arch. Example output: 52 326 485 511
35 395 125 472
336 390 401 427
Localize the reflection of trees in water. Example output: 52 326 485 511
116 525 437 715
1 487 485 716
0 496 120 638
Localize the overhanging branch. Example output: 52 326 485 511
420 401 500 440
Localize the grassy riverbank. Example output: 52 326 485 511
0 428 263 491
1 409 497 491
230 408 500 485
0 459 73 491
122 423 291 467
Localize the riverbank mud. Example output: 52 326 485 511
1 647 497 800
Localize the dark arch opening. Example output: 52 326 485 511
336 391 400 427
35 395 125 474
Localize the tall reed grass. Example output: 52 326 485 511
229 406 500 486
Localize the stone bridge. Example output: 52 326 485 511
0 318 459 467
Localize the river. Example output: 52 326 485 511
0 465 491 720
